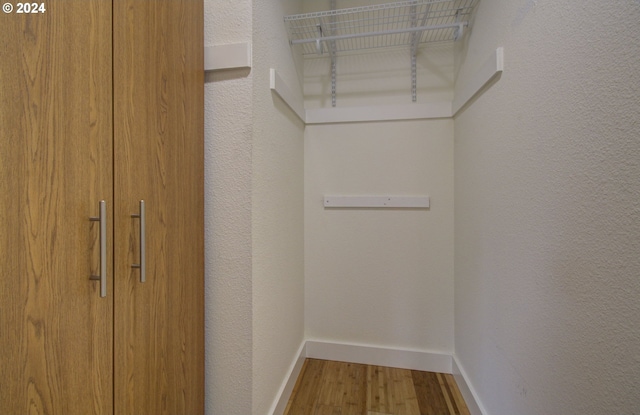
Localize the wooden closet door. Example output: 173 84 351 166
113 0 204 413
0 1 113 414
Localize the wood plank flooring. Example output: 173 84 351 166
284 359 470 415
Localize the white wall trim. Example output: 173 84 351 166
269 47 503 125
452 47 504 116
305 340 453 373
270 68 306 123
269 341 308 415
204 42 252 71
452 355 488 415
305 102 452 124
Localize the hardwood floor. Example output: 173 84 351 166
284 359 470 415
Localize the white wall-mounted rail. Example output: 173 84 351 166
305 102 452 124
324 196 430 208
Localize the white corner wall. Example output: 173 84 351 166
454 1 640 415
204 0 253 414
302 0 455 368
205 0 305 413
206 0 305 413
305 120 454 354
252 1 305 414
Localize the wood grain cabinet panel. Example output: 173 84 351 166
0 1 204 413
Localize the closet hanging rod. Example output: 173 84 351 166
290 22 467 47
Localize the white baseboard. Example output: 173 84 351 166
305 340 453 374
270 341 308 415
452 356 487 415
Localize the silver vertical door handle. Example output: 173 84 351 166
89 200 107 297
131 200 146 283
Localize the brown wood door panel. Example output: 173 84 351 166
1 0 203 412
0 1 113 414
113 0 204 413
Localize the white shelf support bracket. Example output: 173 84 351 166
331 59 337 107
330 0 337 107
409 3 430 102
454 23 463 41
411 54 417 102
410 4 418 102
453 8 464 41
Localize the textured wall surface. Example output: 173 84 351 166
454 1 640 414
204 1 253 414
205 0 304 414
251 0 305 414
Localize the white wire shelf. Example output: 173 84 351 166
285 0 478 56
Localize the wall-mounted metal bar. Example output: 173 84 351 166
453 8 465 41
410 4 418 102
410 3 431 102
411 54 418 103
330 0 337 107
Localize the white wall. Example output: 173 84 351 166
303 0 455 357
454 1 640 415
305 120 454 353
251 1 305 414
205 0 305 414
204 1 253 414
208 1 640 413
